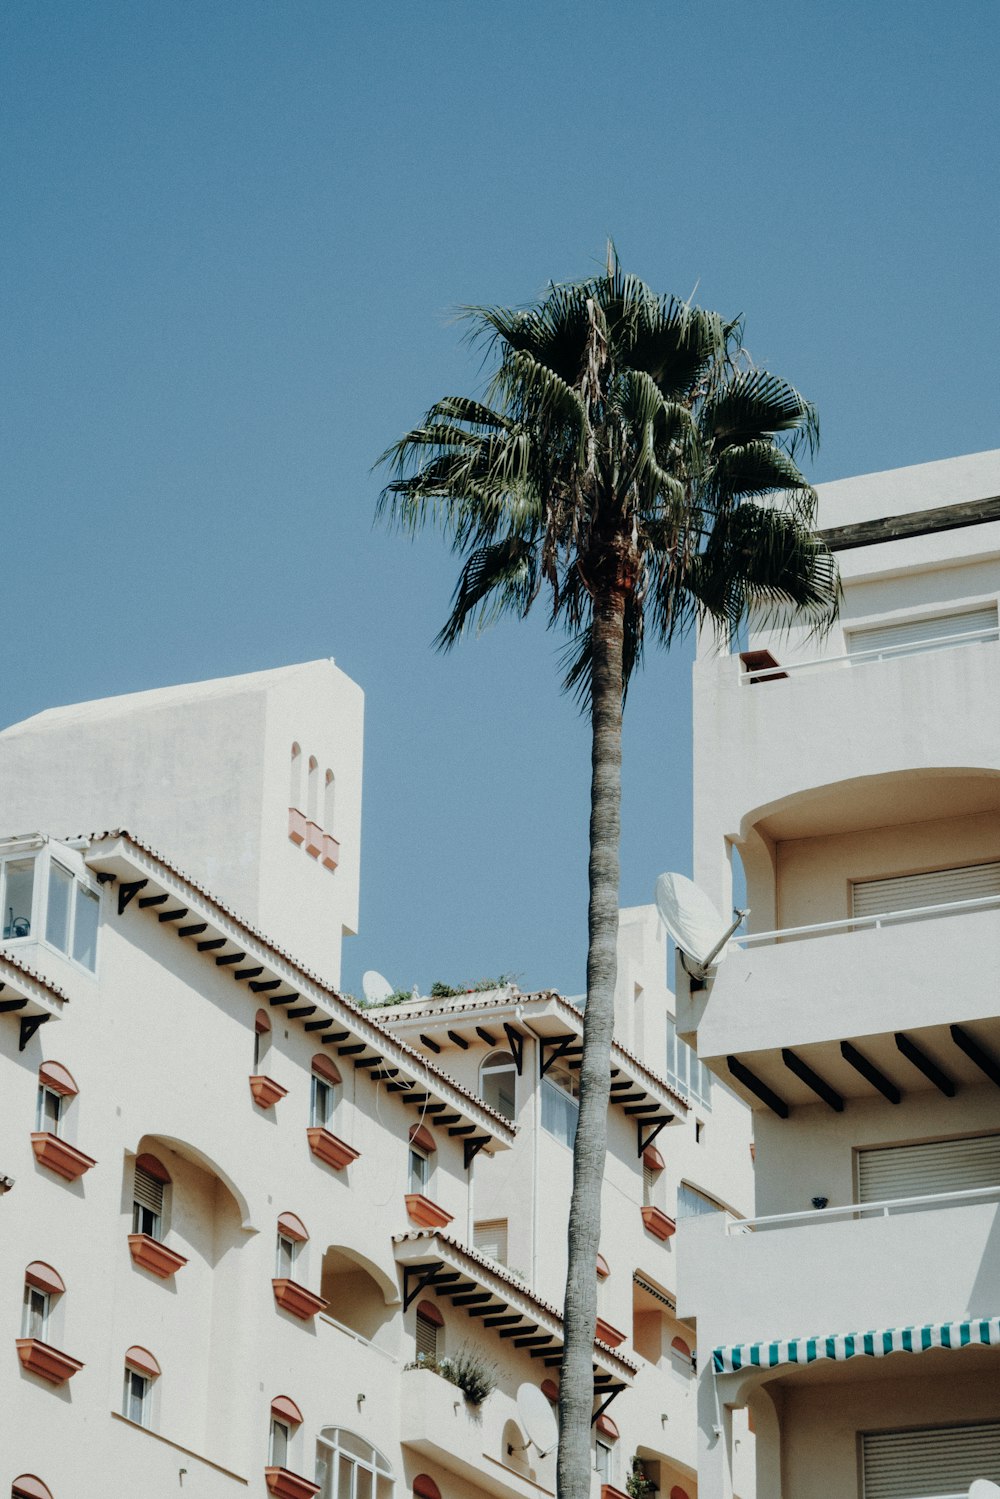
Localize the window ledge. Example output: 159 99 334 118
601 1487 631 1499
272 1278 329 1321
265 1468 321 1499
405 1193 454 1230
30 1132 96 1181
640 1205 677 1241
307 1126 359 1171
110 1411 248 1482
594 1317 626 1349
128 1233 188 1279
249 1075 288 1109
16 1337 84 1384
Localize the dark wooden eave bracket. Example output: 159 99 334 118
818 494 1000 552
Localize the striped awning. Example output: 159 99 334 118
713 1317 1000 1375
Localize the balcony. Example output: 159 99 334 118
694 628 1000 841
682 898 1000 1065
400 1366 559 1498
677 1190 1000 1364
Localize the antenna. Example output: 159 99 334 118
654 872 749 980
362 970 394 1006
511 1383 558 1460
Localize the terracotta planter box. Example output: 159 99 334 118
601 1487 631 1499
304 821 323 858
272 1278 328 1321
250 1074 288 1109
307 1127 359 1171
30 1132 96 1181
265 1468 321 1499
594 1317 626 1349
404 1193 454 1230
128 1233 188 1279
288 808 307 846
640 1205 677 1241
321 833 340 871
16 1337 84 1385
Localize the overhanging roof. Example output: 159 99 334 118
0 950 69 1049
84 830 515 1156
393 1228 637 1397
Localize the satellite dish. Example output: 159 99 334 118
515 1382 558 1458
969 1483 1000 1498
362 970 394 1005
654 872 749 978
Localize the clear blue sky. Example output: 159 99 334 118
3 2 998 999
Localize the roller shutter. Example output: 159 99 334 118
848 605 998 660
862 1420 1000 1497
473 1219 508 1264
133 1164 164 1215
858 1134 1000 1203
852 862 1000 920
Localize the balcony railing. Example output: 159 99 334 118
728 1182 1000 1234
734 890 1000 949
737 622 999 684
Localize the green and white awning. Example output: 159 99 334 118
713 1317 1000 1375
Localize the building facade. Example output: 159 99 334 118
676 449 1000 1499
2 664 752 1499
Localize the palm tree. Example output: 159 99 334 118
376 251 839 1499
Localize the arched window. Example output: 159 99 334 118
276 1213 309 1279
324 769 335 829
595 1253 610 1280
415 1299 442 1362
408 1123 435 1195
307 757 319 822
541 1378 559 1405
12 1479 54 1499
269 1394 304 1468
316 1430 393 1499
123 1346 160 1428
22 1263 65 1342
290 744 303 811
310 1056 341 1129
254 1009 271 1072
35 1062 77 1138
479 1051 517 1121
670 1334 694 1373
132 1153 170 1241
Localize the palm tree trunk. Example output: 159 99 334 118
557 584 624 1499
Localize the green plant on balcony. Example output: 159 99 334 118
404 1346 499 1406
626 1456 656 1498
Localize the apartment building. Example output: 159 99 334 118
1 661 752 1499
675 450 1000 1499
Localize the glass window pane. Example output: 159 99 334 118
36 1086 62 1133
375 1476 393 1499
337 1454 354 1497
355 1467 373 1499
3 859 34 938
541 1077 578 1147
73 885 99 968
338 1432 372 1460
46 863 72 952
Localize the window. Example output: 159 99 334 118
643 1162 657 1208
132 1155 169 1240
2 858 35 939
541 1063 579 1148
316 1429 394 1499
275 1213 308 1279
847 603 999 663
310 1056 341 1128
42 860 100 972
408 1124 436 1196
290 743 303 809
35 1062 77 1138
479 1051 517 1121
666 1017 711 1109
324 769 336 829
122 1347 160 1428
858 1133 1000 1203
851 861 1000 921
415 1300 442 1361
670 1335 694 1373
861 1419 1000 1497
595 1440 613 1481
474 1220 508 1264
676 1183 723 1219
22 1283 49 1340
270 1418 290 1466
254 1009 271 1072
409 1147 429 1195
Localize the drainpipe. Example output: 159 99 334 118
528 1018 540 1286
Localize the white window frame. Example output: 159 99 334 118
21 1282 50 1340
276 1232 298 1279
124 1366 151 1427
1 854 37 941
595 1438 613 1481
310 1073 336 1129
35 1083 64 1136
677 1182 724 1219
479 1051 518 1121
270 1416 291 1466
316 1428 394 1499
541 1063 580 1149
132 1164 165 1241
409 1146 430 1195
0 847 101 973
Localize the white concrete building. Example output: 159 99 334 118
1 663 753 1499
676 450 1000 1499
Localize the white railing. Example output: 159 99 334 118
734 890 1000 948
320 1312 400 1363
728 1182 1000 1234
737 624 999 683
